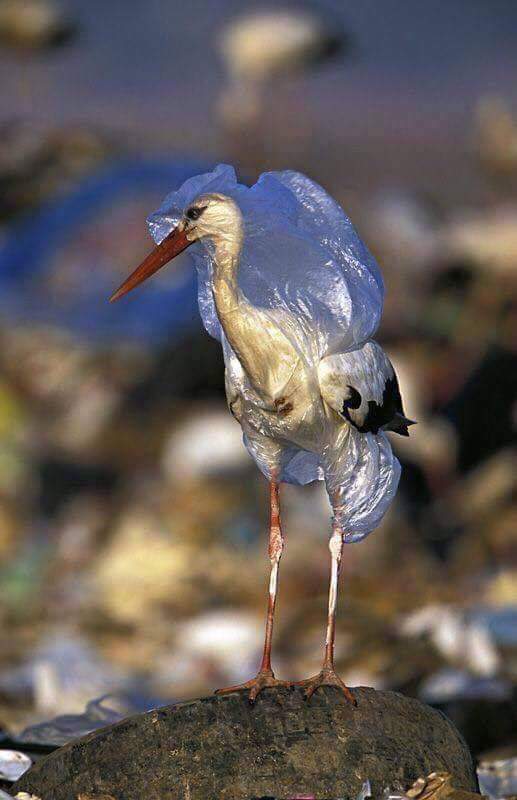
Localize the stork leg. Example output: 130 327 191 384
295 523 357 706
215 480 292 703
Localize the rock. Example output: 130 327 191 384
15 686 477 800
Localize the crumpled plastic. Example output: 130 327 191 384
0 751 32 782
0 630 129 716
18 692 160 747
147 164 400 539
478 757 517 800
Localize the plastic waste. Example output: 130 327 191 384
0 751 31 782
478 757 517 800
0 631 129 716
143 164 401 538
400 605 502 676
19 692 160 747
419 668 512 703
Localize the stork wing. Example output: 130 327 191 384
319 341 414 436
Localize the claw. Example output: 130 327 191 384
215 669 294 704
295 666 357 705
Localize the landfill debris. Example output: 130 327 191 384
0 792 42 800
475 96 517 178
384 772 485 800
162 407 248 480
0 123 119 221
0 12 516 765
0 0 74 50
18 693 160 747
218 7 348 126
477 757 517 800
419 668 512 703
442 205 517 275
357 780 372 800
366 190 440 276
400 606 501 676
153 611 263 695
0 751 31 782
0 632 130 716
14 794 42 800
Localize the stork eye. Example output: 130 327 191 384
186 206 203 221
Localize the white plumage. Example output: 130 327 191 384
111 164 413 703
319 341 413 435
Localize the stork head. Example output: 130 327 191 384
182 192 243 242
110 192 242 302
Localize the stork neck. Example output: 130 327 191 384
210 229 300 399
212 234 244 317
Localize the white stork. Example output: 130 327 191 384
110 165 413 705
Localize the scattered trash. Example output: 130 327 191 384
478 757 517 800
218 7 349 126
474 96 517 178
162 406 248 480
383 772 483 800
0 632 130 716
0 791 41 800
400 606 501 676
13 794 42 800
419 668 512 704
0 0 74 51
154 611 263 695
0 11 516 769
357 780 372 800
18 693 160 747
0 751 31 782
442 205 517 275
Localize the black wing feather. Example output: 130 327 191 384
343 373 413 436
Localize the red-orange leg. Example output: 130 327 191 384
215 480 292 702
260 479 282 671
295 523 357 705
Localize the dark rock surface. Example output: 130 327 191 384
15 686 477 800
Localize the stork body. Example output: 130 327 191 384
111 165 413 703
219 248 406 464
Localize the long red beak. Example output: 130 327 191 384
109 226 193 303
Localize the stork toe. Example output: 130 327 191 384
215 669 293 704
295 667 357 705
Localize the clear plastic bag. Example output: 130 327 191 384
147 164 400 539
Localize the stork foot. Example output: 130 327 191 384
215 669 293 704
295 666 357 705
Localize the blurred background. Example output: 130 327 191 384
0 0 516 788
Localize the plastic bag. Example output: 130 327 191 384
147 164 400 539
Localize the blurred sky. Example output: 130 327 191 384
2 0 517 196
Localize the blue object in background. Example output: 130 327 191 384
0 159 212 344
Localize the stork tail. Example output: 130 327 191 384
384 413 417 437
